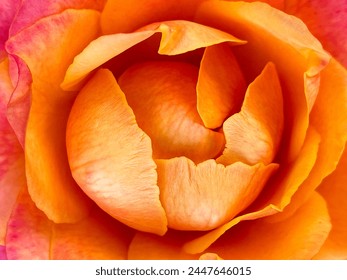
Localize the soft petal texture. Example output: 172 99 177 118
66 68 167 235
62 20 245 91
128 231 199 260
184 127 320 253
207 192 331 259
101 0 205 34
217 62 283 165
0 58 23 244
5 9 101 223
9 0 106 36
118 61 225 163
195 1 330 163
284 0 347 68
197 43 246 129
6 188 131 260
270 59 347 222
313 145 347 259
6 55 32 147
0 0 20 59
156 157 278 230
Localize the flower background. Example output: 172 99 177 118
0 0 346 259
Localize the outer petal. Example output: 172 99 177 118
195 1 330 163
61 20 245 91
9 0 106 36
128 231 198 260
0 0 20 59
66 68 168 235
101 0 205 34
284 0 347 68
270 59 347 221
207 192 331 259
217 62 283 165
184 126 320 253
156 157 278 230
314 145 347 259
5 9 101 223
6 188 131 260
0 58 23 244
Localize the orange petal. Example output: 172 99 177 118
61 30 156 91
284 0 347 68
128 231 198 260
217 62 283 165
6 9 101 223
62 20 245 91
313 145 347 259
272 59 347 221
66 68 167 235
156 157 278 230
6 188 131 260
197 43 246 129
101 0 206 34
184 126 320 254
118 61 225 163
206 192 331 259
195 1 330 163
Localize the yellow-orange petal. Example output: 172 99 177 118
128 231 198 260
199 253 223 260
197 43 246 129
66 68 167 235
271 59 347 222
313 145 347 259
195 1 330 163
206 192 331 259
6 9 101 223
6 188 131 260
101 0 206 34
61 30 156 91
217 62 283 165
156 157 278 231
118 61 225 163
183 126 320 254
62 20 245 91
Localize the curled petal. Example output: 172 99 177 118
284 0 347 68
62 20 245 91
197 43 246 129
66 68 167 235
0 0 20 59
206 192 331 259
156 157 278 230
217 62 283 165
118 61 225 163
6 9 102 223
314 145 347 259
195 1 330 163
184 127 320 253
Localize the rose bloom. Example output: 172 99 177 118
0 0 346 260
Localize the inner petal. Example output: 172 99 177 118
118 61 225 163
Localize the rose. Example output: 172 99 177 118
0 0 346 260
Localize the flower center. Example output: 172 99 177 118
118 61 225 163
